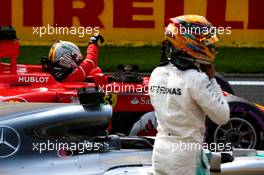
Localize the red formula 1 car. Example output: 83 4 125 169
0 27 263 149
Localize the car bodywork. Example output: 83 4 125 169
0 35 263 149
0 102 264 175
0 102 153 175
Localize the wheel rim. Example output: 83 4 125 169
214 117 257 149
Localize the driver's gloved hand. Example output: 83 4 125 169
89 35 104 45
86 35 104 68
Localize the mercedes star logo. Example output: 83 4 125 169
0 126 21 158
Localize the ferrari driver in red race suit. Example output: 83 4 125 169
47 35 104 82
150 15 230 175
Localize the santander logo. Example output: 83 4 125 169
131 97 151 105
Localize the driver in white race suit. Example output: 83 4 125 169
149 15 230 175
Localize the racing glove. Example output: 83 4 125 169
85 35 104 68
89 35 104 45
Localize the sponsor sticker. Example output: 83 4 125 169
18 76 49 83
131 97 151 105
104 93 117 108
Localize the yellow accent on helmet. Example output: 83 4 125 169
165 15 219 64
48 41 61 63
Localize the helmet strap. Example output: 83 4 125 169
159 40 199 71
159 40 171 66
170 56 199 71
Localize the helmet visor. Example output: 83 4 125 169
58 52 78 69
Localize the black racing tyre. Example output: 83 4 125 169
206 96 264 150
215 73 235 95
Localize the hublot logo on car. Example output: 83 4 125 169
18 76 49 83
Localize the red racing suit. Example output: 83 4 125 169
64 44 98 82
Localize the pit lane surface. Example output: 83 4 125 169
223 74 264 105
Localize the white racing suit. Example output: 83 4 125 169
149 63 230 175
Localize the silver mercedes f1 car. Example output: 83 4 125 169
0 96 264 175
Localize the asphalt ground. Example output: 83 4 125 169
222 74 264 105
